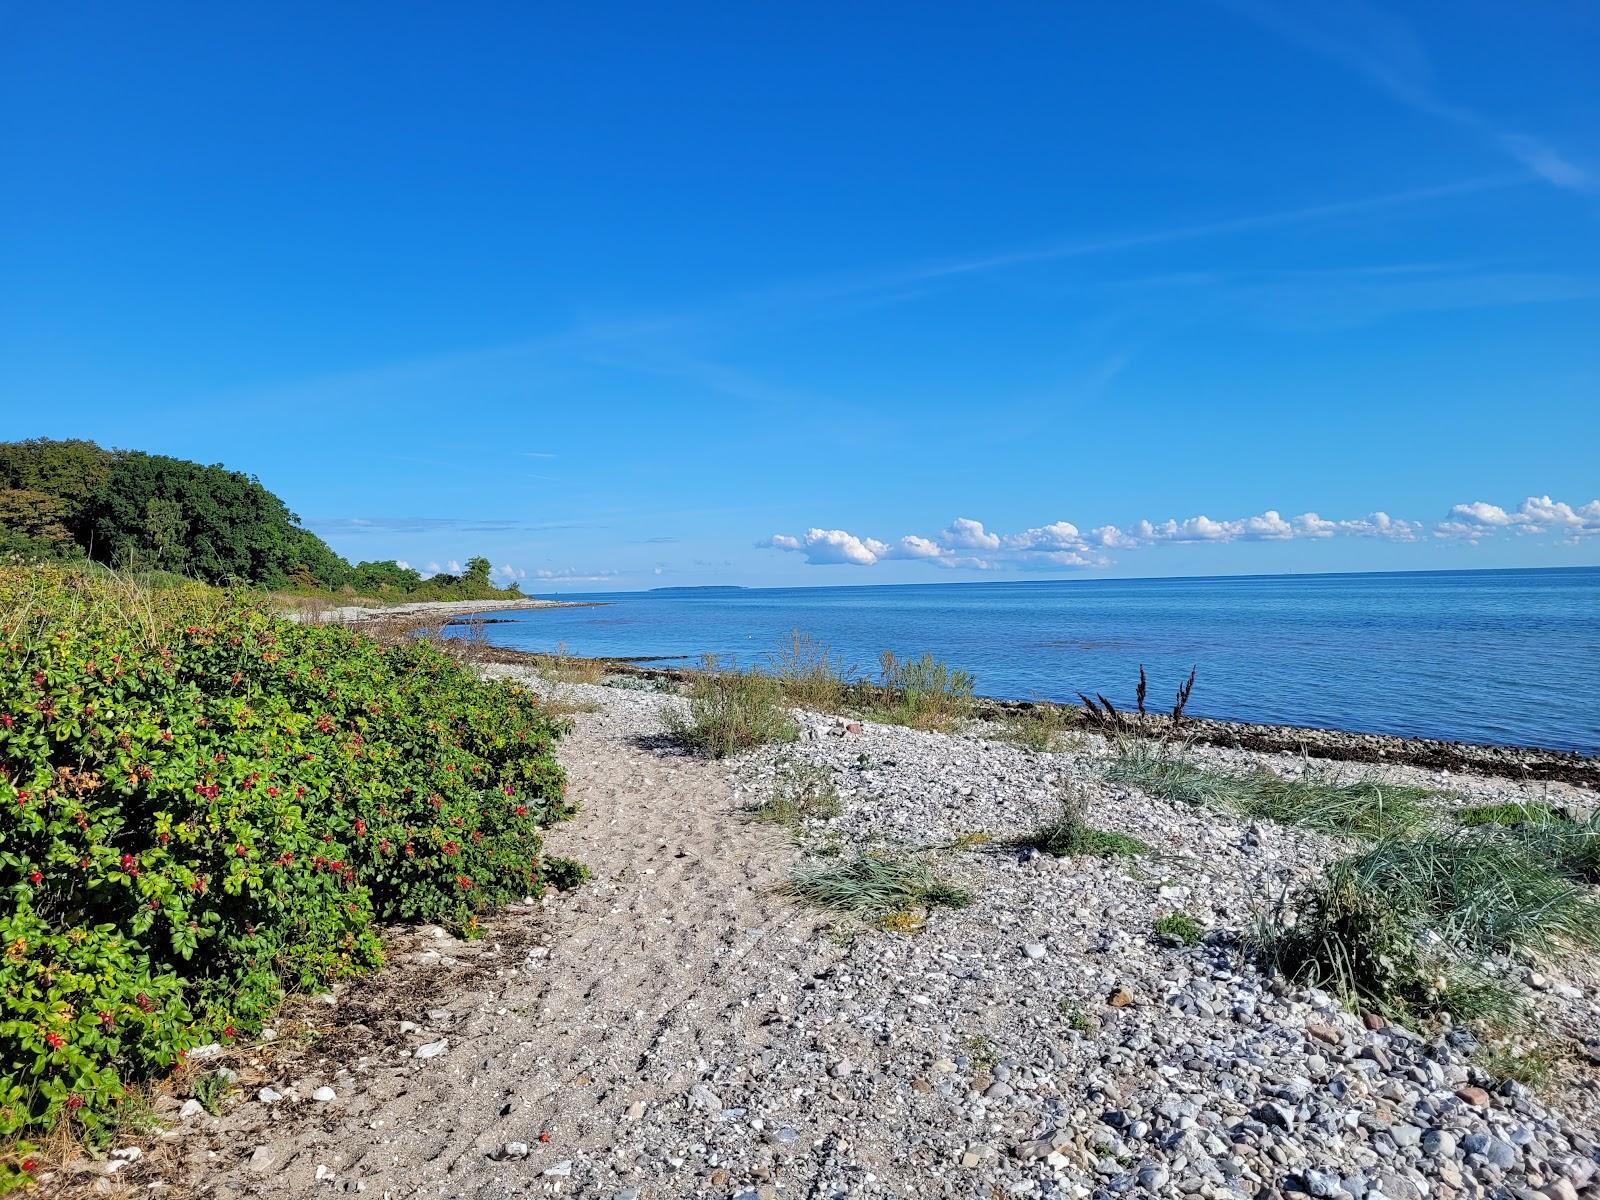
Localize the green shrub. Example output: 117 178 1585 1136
0 566 569 1157
767 630 851 714
665 657 797 758
542 856 591 891
867 651 974 732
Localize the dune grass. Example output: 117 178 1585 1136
1262 829 1600 1021
787 853 972 921
1107 741 1433 839
1457 801 1600 884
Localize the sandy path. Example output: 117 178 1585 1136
170 698 820 1199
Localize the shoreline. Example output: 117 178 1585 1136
283 595 605 624
458 641 1599 787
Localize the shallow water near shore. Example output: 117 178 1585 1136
458 566 1600 753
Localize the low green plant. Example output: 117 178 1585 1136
1059 1001 1094 1032
542 856 591 891
786 852 971 920
192 1069 230 1116
962 1033 996 1071
664 656 798 758
1153 911 1203 946
1109 742 1433 839
751 756 841 827
995 704 1076 753
1014 789 1150 859
1260 830 1600 1021
1474 1038 1565 1090
0 566 570 1161
866 651 974 732
1458 801 1562 828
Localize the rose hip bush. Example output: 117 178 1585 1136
0 566 570 1165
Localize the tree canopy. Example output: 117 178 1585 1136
0 438 520 598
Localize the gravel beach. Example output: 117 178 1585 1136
87 672 1599 1200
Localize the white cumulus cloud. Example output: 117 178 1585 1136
1436 495 1600 540
761 493 1596 572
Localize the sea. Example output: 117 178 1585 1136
456 567 1600 754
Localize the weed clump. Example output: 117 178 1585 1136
665 656 798 758
768 629 852 714
1014 788 1150 859
750 756 841 827
995 704 1076 753
1153 912 1204 946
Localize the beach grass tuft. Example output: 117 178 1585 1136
786 852 972 921
767 629 853 714
1107 741 1433 839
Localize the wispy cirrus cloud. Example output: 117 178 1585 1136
1214 0 1593 193
762 494 1597 570
308 516 593 536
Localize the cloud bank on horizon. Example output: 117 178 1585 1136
761 496 1600 570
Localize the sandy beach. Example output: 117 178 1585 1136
91 668 1600 1200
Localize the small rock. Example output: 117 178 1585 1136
1139 1165 1171 1190
414 1039 449 1060
1023 943 1047 960
1422 1129 1456 1158
1107 987 1135 1008
1456 1086 1491 1108
311 1087 337 1102
247 1146 276 1173
178 1099 204 1120
543 1160 573 1176
829 1058 853 1078
493 1142 529 1161
257 1087 283 1104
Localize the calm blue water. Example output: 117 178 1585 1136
458 568 1600 753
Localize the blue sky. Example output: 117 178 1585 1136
3 1 1596 590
